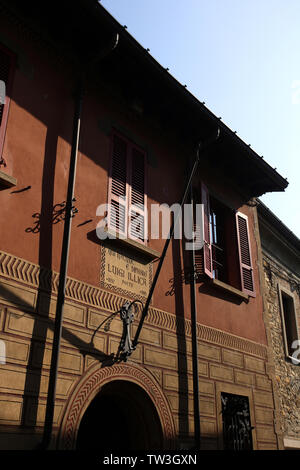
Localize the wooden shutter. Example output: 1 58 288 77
201 182 213 278
128 145 147 244
193 222 204 279
0 45 14 157
107 134 129 237
236 212 255 296
192 187 204 279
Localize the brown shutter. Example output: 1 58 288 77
236 212 255 297
107 133 129 237
0 44 14 157
201 182 213 278
193 223 204 279
192 187 204 279
128 145 147 244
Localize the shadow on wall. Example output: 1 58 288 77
171 235 189 442
0 279 228 451
1 43 193 449
0 281 116 443
25 199 79 234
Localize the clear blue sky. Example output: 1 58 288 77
101 0 300 238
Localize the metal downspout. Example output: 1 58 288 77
131 145 201 353
130 129 220 451
189 183 201 449
39 34 119 450
39 80 83 450
131 129 220 355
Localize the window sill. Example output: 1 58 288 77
210 278 249 301
101 227 160 261
0 170 17 189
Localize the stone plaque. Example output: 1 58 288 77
100 246 152 301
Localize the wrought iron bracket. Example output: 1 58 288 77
119 300 136 361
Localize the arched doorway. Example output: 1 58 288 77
58 363 175 450
76 380 163 451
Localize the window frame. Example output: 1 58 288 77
278 284 300 364
216 382 257 450
208 196 230 283
196 182 255 297
0 42 15 159
107 130 147 245
221 391 253 450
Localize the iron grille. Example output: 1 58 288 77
221 392 253 450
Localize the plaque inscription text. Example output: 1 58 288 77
100 246 151 300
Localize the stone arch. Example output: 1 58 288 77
58 362 176 449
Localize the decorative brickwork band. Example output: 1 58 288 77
0 250 267 358
58 362 176 449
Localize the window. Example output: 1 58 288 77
194 182 256 297
278 286 299 361
107 131 147 244
209 196 231 283
221 392 253 450
0 43 15 159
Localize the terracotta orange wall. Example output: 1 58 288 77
0 21 266 345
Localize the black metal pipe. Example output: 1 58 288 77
132 128 220 350
39 34 119 450
131 146 201 352
189 184 201 449
132 128 220 352
39 81 84 450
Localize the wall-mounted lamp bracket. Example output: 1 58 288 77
119 301 136 360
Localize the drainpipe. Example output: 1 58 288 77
127 129 219 452
39 33 119 450
131 144 201 354
131 128 220 354
189 183 201 449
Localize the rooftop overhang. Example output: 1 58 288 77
257 199 300 252
1 0 289 198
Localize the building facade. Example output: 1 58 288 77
258 201 300 450
0 0 289 450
